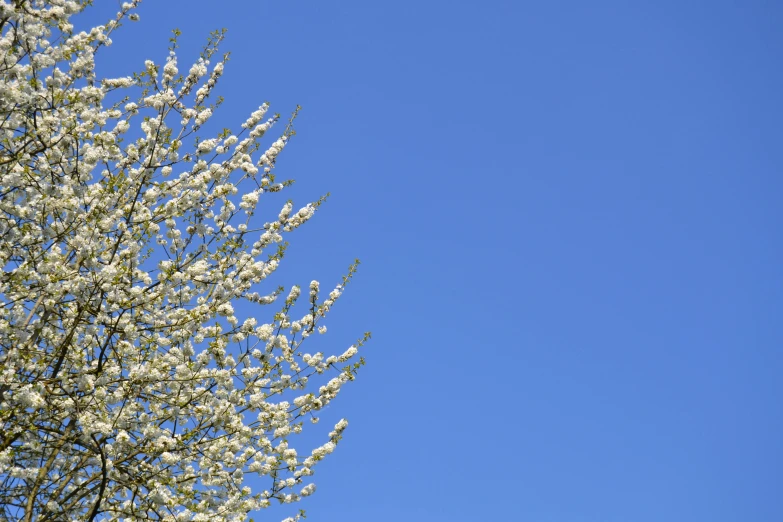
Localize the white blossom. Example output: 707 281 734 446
0 2 369 521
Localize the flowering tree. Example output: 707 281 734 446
0 1 370 521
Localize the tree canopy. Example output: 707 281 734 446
0 1 369 520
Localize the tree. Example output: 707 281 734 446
0 2 370 520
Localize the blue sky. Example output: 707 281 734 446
87 1 781 521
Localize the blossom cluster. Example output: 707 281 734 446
0 2 368 521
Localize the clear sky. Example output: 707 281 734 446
85 1 782 521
